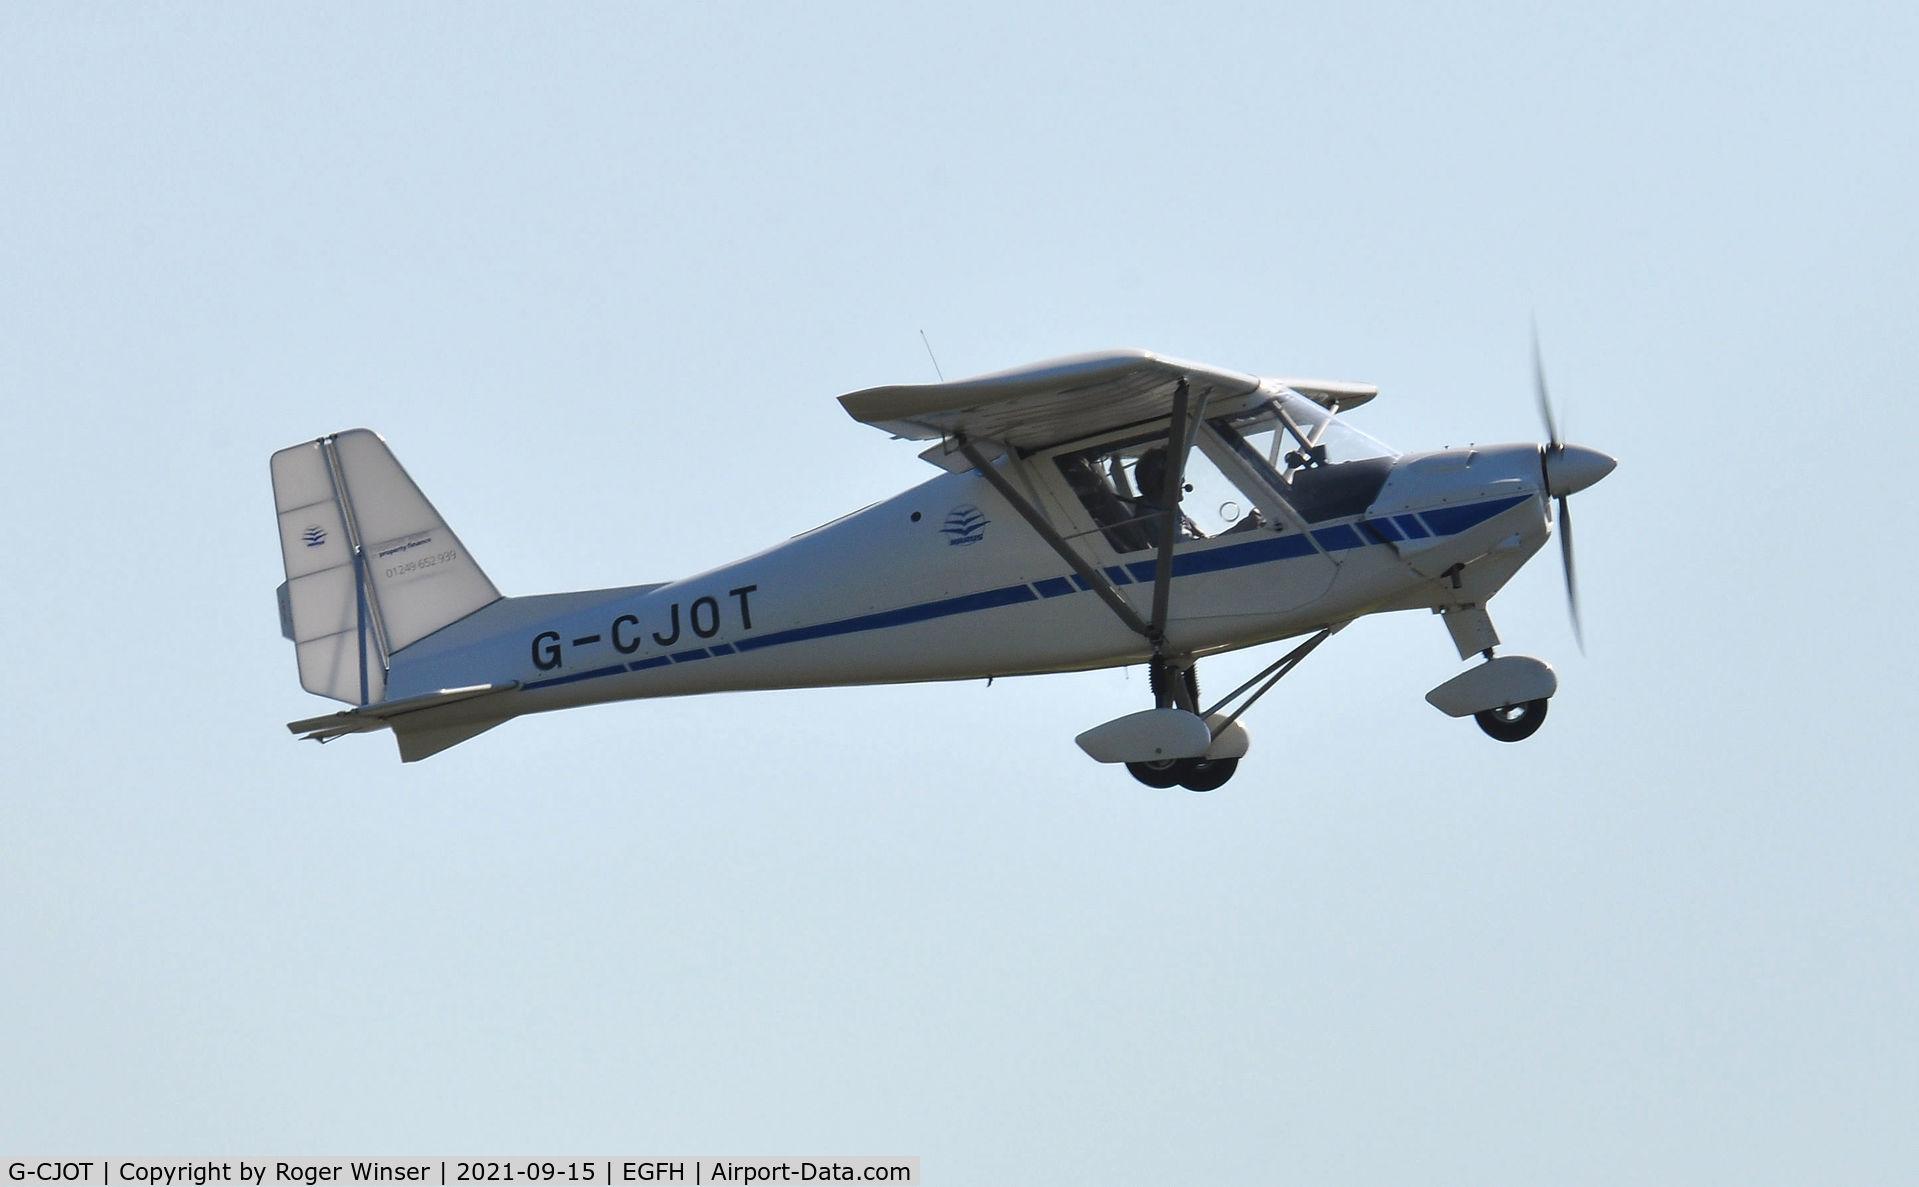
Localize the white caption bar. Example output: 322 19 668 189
4 1161 918 1187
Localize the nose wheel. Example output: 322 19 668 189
1428 614 1559 743
1474 698 1549 742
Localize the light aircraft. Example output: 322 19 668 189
271 348 1613 790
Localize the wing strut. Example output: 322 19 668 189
958 379 1214 676
955 437 1154 641
1145 381 1189 647
1147 380 1212 647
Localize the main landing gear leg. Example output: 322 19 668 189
1127 661 1239 791
1121 628 1344 794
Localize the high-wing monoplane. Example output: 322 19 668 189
271 348 1614 790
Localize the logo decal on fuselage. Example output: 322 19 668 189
942 504 989 546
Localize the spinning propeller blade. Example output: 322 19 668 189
1532 327 1611 653
1533 323 1560 450
1557 493 1582 652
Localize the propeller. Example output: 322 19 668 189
1532 326 1615 652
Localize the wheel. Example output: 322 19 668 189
1474 698 1549 742
1127 760 1184 788
1126 756 1239 790
1176 756 1238 792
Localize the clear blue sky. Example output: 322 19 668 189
4 3 1915 1181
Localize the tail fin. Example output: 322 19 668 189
271 429 501 705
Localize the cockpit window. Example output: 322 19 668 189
1055 429 1269 554
1053 393 1399 551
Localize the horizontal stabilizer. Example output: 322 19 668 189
288 682 519 761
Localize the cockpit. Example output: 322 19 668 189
1052 387 1399 554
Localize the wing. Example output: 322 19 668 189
837 348 1376 455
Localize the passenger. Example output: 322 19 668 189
1059 455 1150 552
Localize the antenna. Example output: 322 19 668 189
919 329 946 383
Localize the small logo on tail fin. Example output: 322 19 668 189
303 525 328 548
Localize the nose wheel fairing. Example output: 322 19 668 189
1427 602 1562 742
1426 654 1557 718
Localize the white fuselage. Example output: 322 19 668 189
383 441 1554 723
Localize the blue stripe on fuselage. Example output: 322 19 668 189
1365 517 1403 542
732 583 1040 654
519 494 1530 694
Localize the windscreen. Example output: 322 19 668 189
1209 393 1399 524
1219 391 1399 471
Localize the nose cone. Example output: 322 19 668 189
1543 444 1616 497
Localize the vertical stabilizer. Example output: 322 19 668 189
271 429 501 705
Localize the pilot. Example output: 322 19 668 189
1130 446 1206 543
1133 447 1169 509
